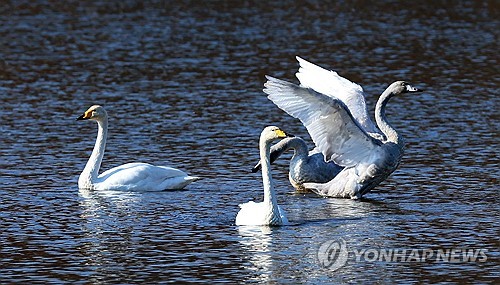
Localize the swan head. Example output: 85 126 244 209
261 126 291 143
77 105 108 122
388 81 422 95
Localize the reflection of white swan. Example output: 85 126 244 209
77 105 200 191
235 126 290 226
238 226 273 283
78 189 143 270
252 136 342 192
264 57 422 198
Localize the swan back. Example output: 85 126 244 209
95 163 200 191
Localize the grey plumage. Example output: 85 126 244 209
253 136 342 192
263 57 422 198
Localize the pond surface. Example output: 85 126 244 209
0 1 498 284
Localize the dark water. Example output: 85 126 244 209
0 1 498 284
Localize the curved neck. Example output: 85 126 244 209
79 118 108 188
286 138 309 160
260 137 278 207
272 137 309 162
375 89 402 145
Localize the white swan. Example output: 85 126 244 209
263 57 422 199
77 105 200 191
235 126 291 226
252 136 342 192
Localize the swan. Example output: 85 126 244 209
263 57 422 199
235 126 291 226
252 136 342 192
77 105 200 191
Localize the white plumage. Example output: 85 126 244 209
77 105 200 191
235 126 290 226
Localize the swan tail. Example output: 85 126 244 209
160 175 201 190
303 170 362 199
185 176 202 182
304 182 356 199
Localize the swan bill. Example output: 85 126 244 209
77 110 93 120
275 129 287 138
76 114 88 121
397 81 422 93
405 84 422 93
77 106 100 121
274 128 293 138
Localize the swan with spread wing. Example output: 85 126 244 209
263 57 422 198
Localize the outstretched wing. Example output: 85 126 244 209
295 56 381 135
264 76 382 167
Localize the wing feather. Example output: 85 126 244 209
295 56 380 135
264 76 381 167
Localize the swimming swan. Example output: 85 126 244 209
252 136 342 192
235 126 291 226
77 105 200 191
263 57 422 199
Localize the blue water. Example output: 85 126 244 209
0 1 498 284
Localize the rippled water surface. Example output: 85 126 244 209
1 1 498 284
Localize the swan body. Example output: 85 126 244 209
235 126 290 226
77 105 200 191
263 57 421 199
252 136 342 192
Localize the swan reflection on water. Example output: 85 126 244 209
78 189 144 270
78 188 143 217
238 226 273 283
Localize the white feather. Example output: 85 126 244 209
235 126 290 226
77 105 200 191
264 58 421 198
295 56 381 135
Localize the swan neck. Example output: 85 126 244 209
288 138 309 160
375 89 401 145
79 118 108 188
260 138 278 207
